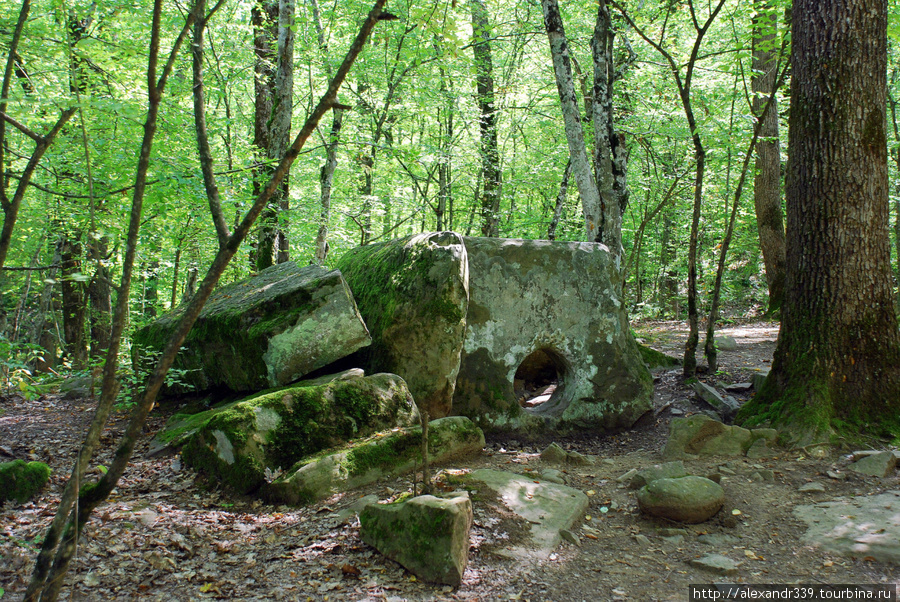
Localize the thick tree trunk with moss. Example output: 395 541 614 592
751 0 786 314
736 0 900 445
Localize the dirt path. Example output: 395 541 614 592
2 321 899 601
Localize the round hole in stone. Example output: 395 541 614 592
514 348 567 413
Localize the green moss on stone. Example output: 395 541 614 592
0 460 51 503
637 343 681 370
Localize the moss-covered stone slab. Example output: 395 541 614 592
265 416 485 505
180 373 418 494
663 414 777 459
133 262 371 393
360 493 473 586
334 232 468 420
453 237 652 433
0 460 51 504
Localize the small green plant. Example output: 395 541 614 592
0 336 46 400
114 344 198 409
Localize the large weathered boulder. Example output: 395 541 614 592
360 493 473 586
452 237 652 432
335 232 469 419
133 262 371 393
180 373 418 494
265 416 485 504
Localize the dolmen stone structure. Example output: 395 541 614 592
141 232 652 435
337 233 652 433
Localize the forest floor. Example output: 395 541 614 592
3 319 900 601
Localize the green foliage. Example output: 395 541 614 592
0 337 46 400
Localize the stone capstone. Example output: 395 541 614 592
265 416 485 505
663 414 776 459
133 262 371 393
0 460 51 504
453 237 652 432
637 476 725 523
465 469 589 558
179 373 419 494
359 493 473 586
335 232 469 420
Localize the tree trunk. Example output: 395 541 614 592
471 0 501 237
541 0 603 244
142 259 159 318
751 0 786 314
87 235 111 359
547 159 571 240
60 235 87 370
314 108 343 265
737 0 900 446
252 0 293 270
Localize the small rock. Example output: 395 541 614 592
826 470 846 481
748 470 775 483
706 472 722 483
724 382 753 392
633 534 652 546
714 336 738 352
567 451 592 466
691 382 740 421
657 527 688 537
541 443 569 465
718 466 736 475
541 469 566 485
661 534 684 545
628 461 688 490
637 476 725 524
690 553 741 575
798 482 826 493
750 371 769 391
745 438 774 459
560 529 581 546
848 451 898 478
670 408 685 416
616 468 639 483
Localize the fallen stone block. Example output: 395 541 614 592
848 451 898 478
663 414 775 459
133 262 371 393
180 373 419 494
360 493 473 586
691 381 740 421
335 232 469 420
265 416 485 504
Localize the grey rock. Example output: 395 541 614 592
637 476 726 523
826 471 847 481
745 438 774 459
690 553 741 575
656 528 688 537
628 461 688 490
541 469 566 485
452 236 653 433
336 232 468 419
266 416 484 504
795 490 900 563
714 336 738 352
567 451 593 466
616 468 639 483
663 414 756 459
360 493 473 586
799 482 826 493
724 382 753 392
661 535 685 545
179 373 419 494
848 451 898 478
541 443 569 465
633 534 652 546
750 371 769 391
466 469 589 558
691 381 740 420
336 494 380 523
748 470 775 483
560 529 581 546
133 262 371 393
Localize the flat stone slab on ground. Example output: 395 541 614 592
794 490 900 564
466 469 588 558
848 451 898 477
690 553 741 575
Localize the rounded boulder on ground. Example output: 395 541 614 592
636 475 725 523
